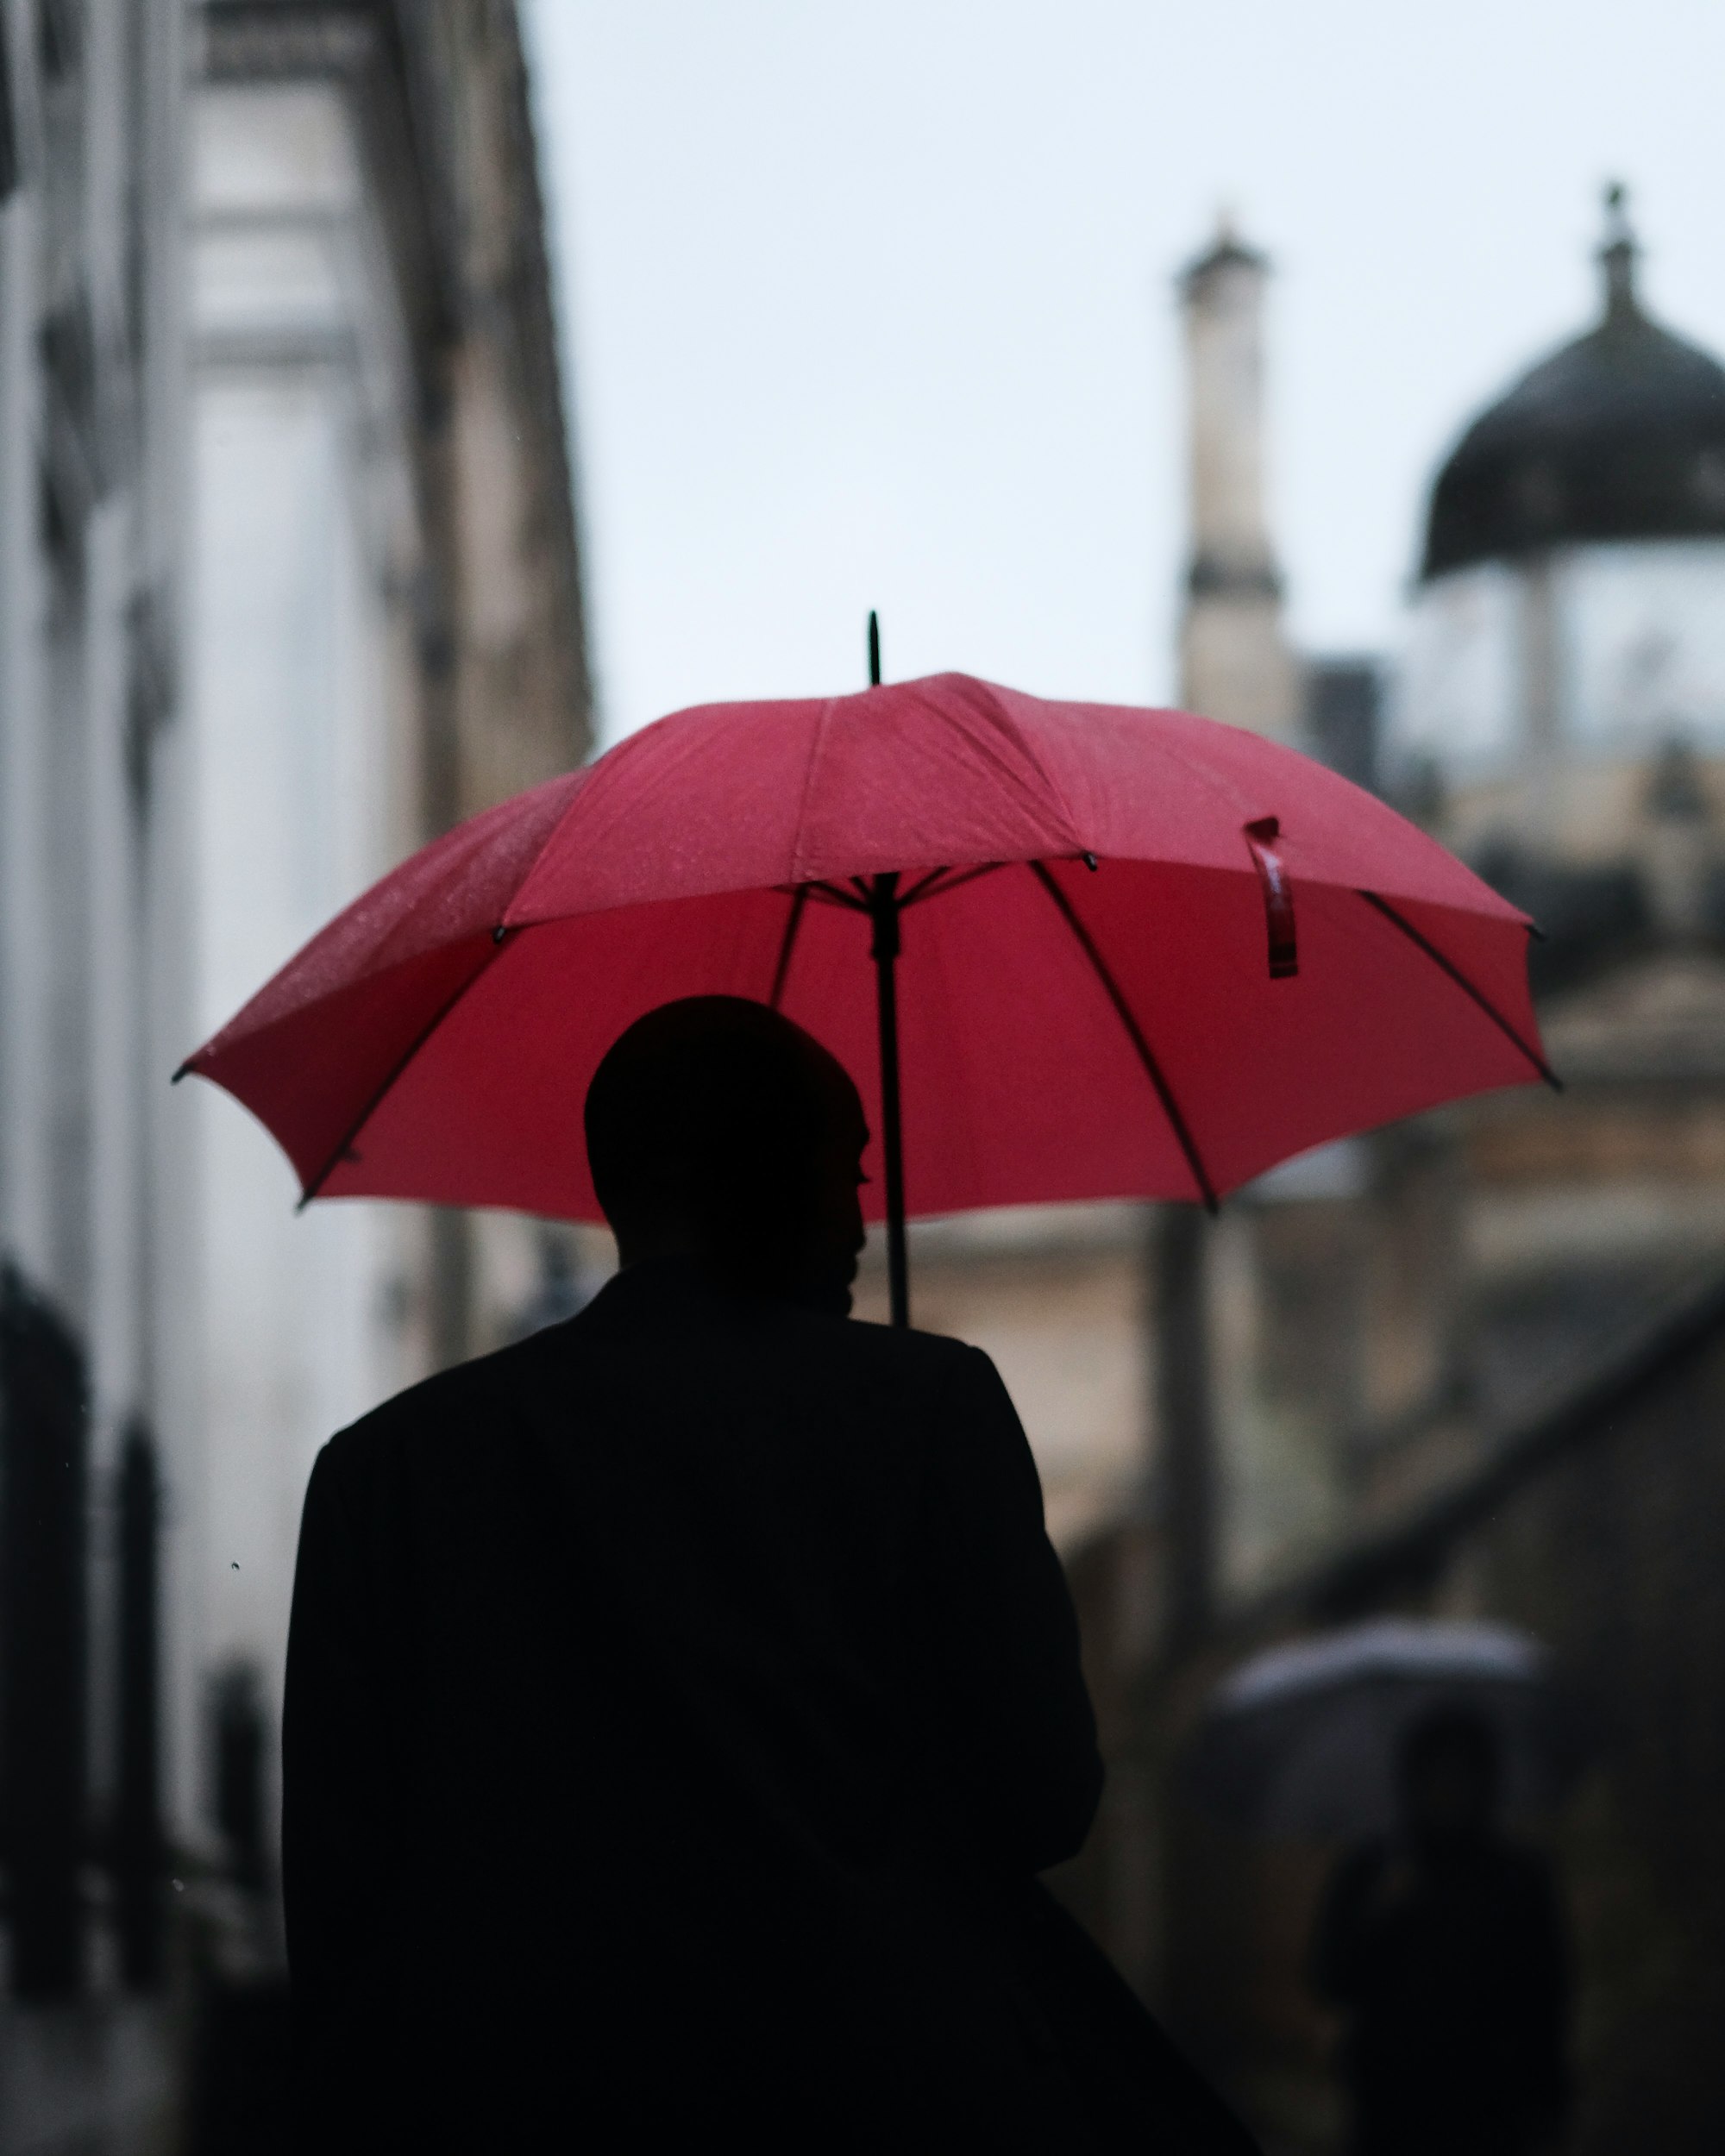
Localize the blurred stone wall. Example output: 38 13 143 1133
0 4 591 2147
1108 1276 1725 2155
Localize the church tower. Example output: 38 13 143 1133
1177 218 1299 737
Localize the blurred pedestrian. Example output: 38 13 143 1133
1312 1703 1571 2156
283 996 1255 2153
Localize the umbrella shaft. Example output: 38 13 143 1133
869 876 910 1329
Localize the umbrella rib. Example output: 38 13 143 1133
790 880 869 912
294 936 511 1211
1357 891 1562 1091
901 861 1012 908
1028 861 1218 1212
898 865 952 906
768 886 808 1009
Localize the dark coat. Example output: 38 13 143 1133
1313 1835 1571 2156
284 1260 1254 2152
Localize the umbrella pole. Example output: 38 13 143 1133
862 611 909 1329
869 873 910 1328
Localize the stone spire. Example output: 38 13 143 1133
1176 213 1298 739
1599 180 1639 322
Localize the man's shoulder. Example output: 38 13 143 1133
313 1303 1000 1499
316 1326 561 1488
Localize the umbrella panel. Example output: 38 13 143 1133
285 852 1543 1223
1063 864 1542 1194
1184 1672 1593 1840
1215 1616 1544 1711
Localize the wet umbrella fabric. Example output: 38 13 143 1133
1184 1620 1590 1839
179 674 1551 1319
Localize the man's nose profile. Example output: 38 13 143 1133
280 996 1258 2153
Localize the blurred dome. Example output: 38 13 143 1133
1422 190 1725 581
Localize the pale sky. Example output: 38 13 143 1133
523 0 1725 747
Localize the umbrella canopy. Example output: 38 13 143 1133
179 673 1552 1320
1183 1619 1593 1839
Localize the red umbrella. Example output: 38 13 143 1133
178 667 1553 1326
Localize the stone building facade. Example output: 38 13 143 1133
176 4 590 1901
0 5 588 2148
0 2 191 2138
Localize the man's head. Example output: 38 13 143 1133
585 997 869 1313
1396 1704 1502 1848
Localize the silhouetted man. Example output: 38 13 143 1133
285 996 1255 2151
1312 1706 1571 2156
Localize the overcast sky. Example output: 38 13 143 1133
523 0 1725 747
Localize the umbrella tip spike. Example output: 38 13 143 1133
867 611 881 689
1082 851 1099 872
171 1062 189 1085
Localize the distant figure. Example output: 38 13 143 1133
284 997 1256 2152
1312 1705 1571 2156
